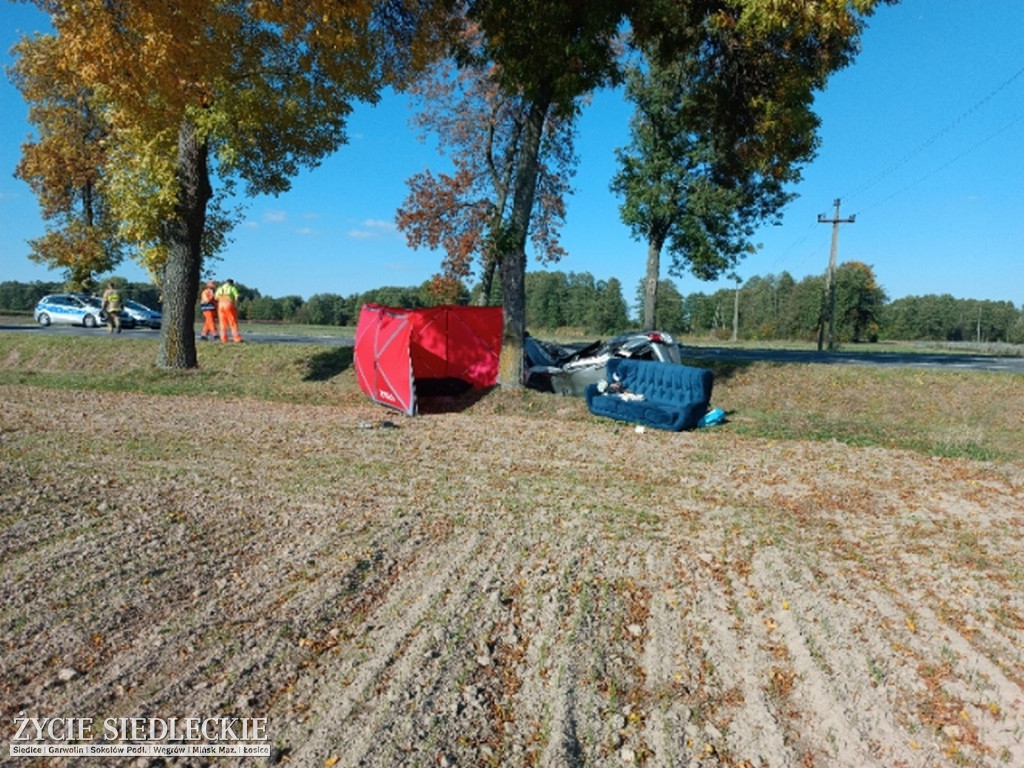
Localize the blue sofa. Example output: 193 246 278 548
585 358 714 431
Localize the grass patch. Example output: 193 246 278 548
709 362 1023 462
1 331 1021 462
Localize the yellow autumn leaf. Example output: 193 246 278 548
325 756 339 767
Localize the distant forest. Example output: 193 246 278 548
3 262 1022 344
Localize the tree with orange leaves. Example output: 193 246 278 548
10 33 123 292
397 21 575 308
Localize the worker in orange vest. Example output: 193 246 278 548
199 280 217 340
215 278 243 343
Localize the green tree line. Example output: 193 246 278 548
5 268 1022 344
678 266 1024 344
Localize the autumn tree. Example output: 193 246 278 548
9 33 122 292
396 22 576 307
20 0 448 368
465 0 891 387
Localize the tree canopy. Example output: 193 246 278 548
612 45 797 331
19 0 448 368
459 0 891 386
397 21 577 307
14 0 894 376
10 33 123 292
612 0 899 334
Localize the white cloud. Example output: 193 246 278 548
263 210 287 223
347 218 396 240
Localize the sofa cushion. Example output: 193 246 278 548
585 358 713 431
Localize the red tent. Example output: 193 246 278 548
354 304 503 415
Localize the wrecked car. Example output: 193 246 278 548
524 331 682 396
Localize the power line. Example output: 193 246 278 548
843 63 1024 204
852 114 1022 218
762 64 1023 280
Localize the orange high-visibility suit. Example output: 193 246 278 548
200 283 217 340
215 280 243 343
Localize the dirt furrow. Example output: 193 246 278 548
2 387 1023 768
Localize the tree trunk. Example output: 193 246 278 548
478 151 514 307
158 119 211 369
477 253 498 306
642 234 664 332
497 90 551 389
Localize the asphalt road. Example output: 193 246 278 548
680 345 1024 373
4 322 1023 373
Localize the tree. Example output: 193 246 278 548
791 274 828 341
655 279 687 334
591 277 630 334
397 22 577 306
740 274 780 339
613 49 790 332
613 0 881 333
9 34 124 291
834 261 886 343
464 0 625 386
21 0 446 369
682 291 714 334
467 0 890 386
772 271 798 338
0 281 59 313
635 278 685 333
525 271 569 328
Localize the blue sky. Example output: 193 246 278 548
2 0 1022 308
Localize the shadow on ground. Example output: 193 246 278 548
302 347 353 381
417 384 497 415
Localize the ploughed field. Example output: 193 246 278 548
1 386 1022 767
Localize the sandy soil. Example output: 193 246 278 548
1 386 1022 767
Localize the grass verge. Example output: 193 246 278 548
1 331 1021 462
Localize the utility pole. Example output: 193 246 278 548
817 199 855 351
729 272 741 342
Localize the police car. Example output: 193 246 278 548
33 294 135 329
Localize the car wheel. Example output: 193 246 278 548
37 313 51 327
83 314 98 328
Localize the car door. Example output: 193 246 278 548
52 295 83 324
